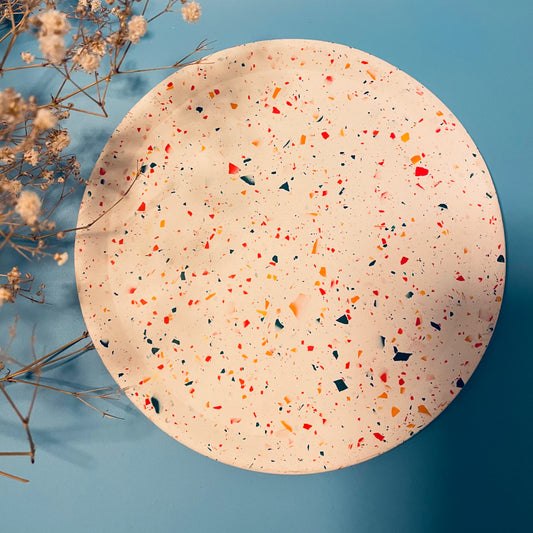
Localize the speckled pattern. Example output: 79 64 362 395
75 40 505 474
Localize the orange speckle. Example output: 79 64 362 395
160 220 165 228
230 103 238 109
319 266 327 277
350 295 360 304
281 420 293 432
272 87 281 99
205 293 216 300
418 404 431 416
436 110 443 116
284 396 291 404
378 392 388 399
345 63 351 69
401 132 410 142
312 239 318 254
366 69 376 80
252 140 260 146
411 155 421 164
300 134 306 145
391 407 400 417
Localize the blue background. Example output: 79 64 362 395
1 1 532 531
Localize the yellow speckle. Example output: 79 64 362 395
401 132 410 142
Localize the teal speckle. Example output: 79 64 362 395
150 397 160 414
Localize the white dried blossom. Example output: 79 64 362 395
7 267 21 287
39 34 67 63
181 1 201 23
56 231 66 239
127 15 147 44
46 129 70 153
54 252 69 266
15 190 42 225
0 146 16 163
90 39 107 57
39 10 70 37
24 149 40 165
0 178 22 195
21 51 35 64
34 108 57 130
91 0 102 12
0 88 27 124
72 49 101 73
0 287 13 307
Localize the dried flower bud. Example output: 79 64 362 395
54 252 69 266
21 51 35 64
0 287 13 307
181 1 201 23
34 108 58 130
15 190 42 225
127 15 147 44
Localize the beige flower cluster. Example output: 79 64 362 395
181 1 202 23
35 10 71 63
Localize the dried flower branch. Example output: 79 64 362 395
1 0 206 480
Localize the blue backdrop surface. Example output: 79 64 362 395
1 1 532 532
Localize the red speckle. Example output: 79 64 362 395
373 130 379 136
399 378 405 386
390 132 396 139
303 423 312 430
230 418 242 424
374 432 385 441
380 372 387 383
415 166 429 176
165 143 172 153
157 364 164 370
213 405 222 409
325 75 333 82
137 202 146 211
401 256 409 265
307 346 314 351
456 275 465 282
272 106 281 114
416 317 421 326
229 162 240 174
99 167 106 175
214 89 220 95
321 131 330 139
129 287 136 294
243 319 250 328
205 356 212 362
164 316 169 324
